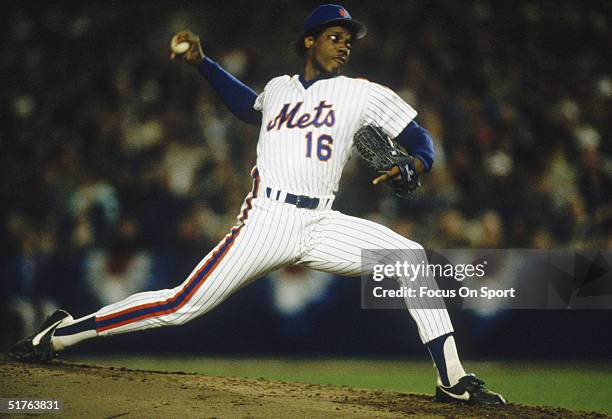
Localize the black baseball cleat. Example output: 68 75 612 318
7 309 73 363
435 373 506 406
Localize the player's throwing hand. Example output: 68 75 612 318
170 30 205 65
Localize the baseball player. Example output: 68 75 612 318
9 4 505 406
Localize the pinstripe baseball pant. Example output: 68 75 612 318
94 169 453 343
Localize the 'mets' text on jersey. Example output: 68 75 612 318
266 100 335 130
254 75 418 197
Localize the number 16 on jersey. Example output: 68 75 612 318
305 132 333 161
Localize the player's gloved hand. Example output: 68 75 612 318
353 125 423 198
372 157 423 197
372 158 424 185
170 30 205 66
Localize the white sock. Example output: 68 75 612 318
440 336 466 386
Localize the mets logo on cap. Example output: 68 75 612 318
301 4 367 40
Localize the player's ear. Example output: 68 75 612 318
304 36 315 50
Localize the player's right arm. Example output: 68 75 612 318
170 31 262 126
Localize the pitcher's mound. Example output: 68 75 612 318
0 361 606 418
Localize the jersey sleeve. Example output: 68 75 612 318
254 78 278 112
254 90 265 112
363 82 418 139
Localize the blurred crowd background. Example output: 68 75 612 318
2 1 611 357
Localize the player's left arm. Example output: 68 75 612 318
395 121 433 173
371 122 431 185
363 82 432 184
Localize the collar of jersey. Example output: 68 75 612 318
298 73 336 90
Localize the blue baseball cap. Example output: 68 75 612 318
301 4 367 40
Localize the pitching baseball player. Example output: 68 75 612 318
9 4 504 406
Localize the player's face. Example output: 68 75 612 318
307 26 353 76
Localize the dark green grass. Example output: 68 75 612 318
69 356 612 414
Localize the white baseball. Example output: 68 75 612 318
172 41 190 54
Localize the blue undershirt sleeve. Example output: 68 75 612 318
197 57 262 125
395 121 435 172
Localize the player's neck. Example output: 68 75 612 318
303 61 338 82
303 63 320 82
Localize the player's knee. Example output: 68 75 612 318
401 242 427 263
405 239 424 252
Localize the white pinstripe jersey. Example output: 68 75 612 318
254 75 417 197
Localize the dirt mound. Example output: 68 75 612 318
0 361 607 418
